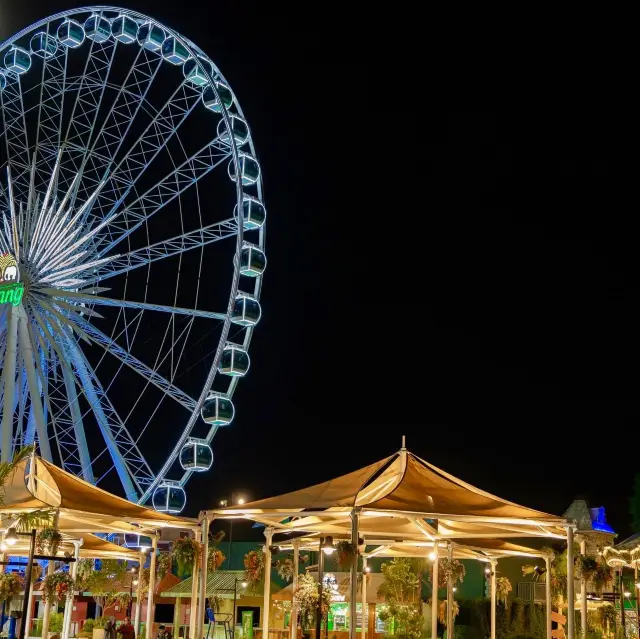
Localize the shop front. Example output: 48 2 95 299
272 571 389 639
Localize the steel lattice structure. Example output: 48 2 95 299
0 7 266 511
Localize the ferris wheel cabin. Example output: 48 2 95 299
202 83 234 113
152 481 187 514
111 15 138 44
137 22 166 51
57 19 85 48
30 32 57 57
201 392 235 426
84 15 113 43
180 439 214 472
218 344 250 377
4 47 31 74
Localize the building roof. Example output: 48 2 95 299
563 500 615 535
161 570 248 599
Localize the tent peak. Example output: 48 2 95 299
401 435 406 450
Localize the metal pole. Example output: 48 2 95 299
566 527 575 639
349 510 359 639
490 560 497 639
197 517 210 639
18 530 36 639
316 538 325 639
545 556 552 639
263 528 274 639
579 539 586 639
134 552 144 637
41 511 60 639
233 580 238 639
290 541 300 639
189 531 200 639
62 540 82 639
146 535 158 639
635 564 640 639
361 557 367 639
431 546 439 639
446 544 453 638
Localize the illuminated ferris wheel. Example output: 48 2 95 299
0 7 266 512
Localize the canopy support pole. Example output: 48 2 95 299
579 538 587 639
146 534 158 639
263 527 274 639
635 564 640 639
545 555 552 639
350 509 359 639
189 530 201 639
566 526 575 639
41 512 59 639
135 551 144 637
62 540 82 639
197 516 210 639
174 597 181 639
290 540 300 639
361 555 367 639
490 559 497 639
316 537 325 639
431 546 439 639
446 544 453 638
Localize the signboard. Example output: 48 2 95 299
242 610 253 639
0 252 23 306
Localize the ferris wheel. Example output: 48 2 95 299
0 7 266 512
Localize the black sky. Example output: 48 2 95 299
2 4 637 537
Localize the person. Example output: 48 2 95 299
104 617 117 639
120 617 135 639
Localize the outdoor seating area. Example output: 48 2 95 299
1 442 636 639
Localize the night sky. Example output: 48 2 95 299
2 5 636 538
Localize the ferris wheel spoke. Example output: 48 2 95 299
95 142 231 255
62 335 154 500
86 79 201 235
39 289 227 321
70 314 197 412
30 45 69 190
0 74 32 201
85 217 238 285
74 47 164 211
16 305 52 460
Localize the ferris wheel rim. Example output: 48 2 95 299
0 6 266 508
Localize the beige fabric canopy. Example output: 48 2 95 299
205 447 567 540
3 532 140 560
1 455 197 534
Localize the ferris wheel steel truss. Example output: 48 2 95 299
0 6 265 509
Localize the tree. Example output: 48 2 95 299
79 559 129 616
376 558 424 639
629 473 640 533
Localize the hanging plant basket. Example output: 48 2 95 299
36 527 62 555
208 547 226 572
593 562 613 596
576 555 599 583
335 541 358 571
495 577 512 605
0 573 23 603
243 549 265 585
157 552 172 580
436 558 466 588
438 600 460 625
171 537 202 576
42 572 75 604
275 558 295 583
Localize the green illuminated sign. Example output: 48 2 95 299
0 281 24 306
0 252 23 306
242 611 253 639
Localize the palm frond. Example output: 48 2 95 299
14 509 54 532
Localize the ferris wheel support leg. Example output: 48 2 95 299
1 305 19 462
61 361 95 483
17 305 52 461
69 341 140 501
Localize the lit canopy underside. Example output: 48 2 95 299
206 446 568 542
1 454 197 534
